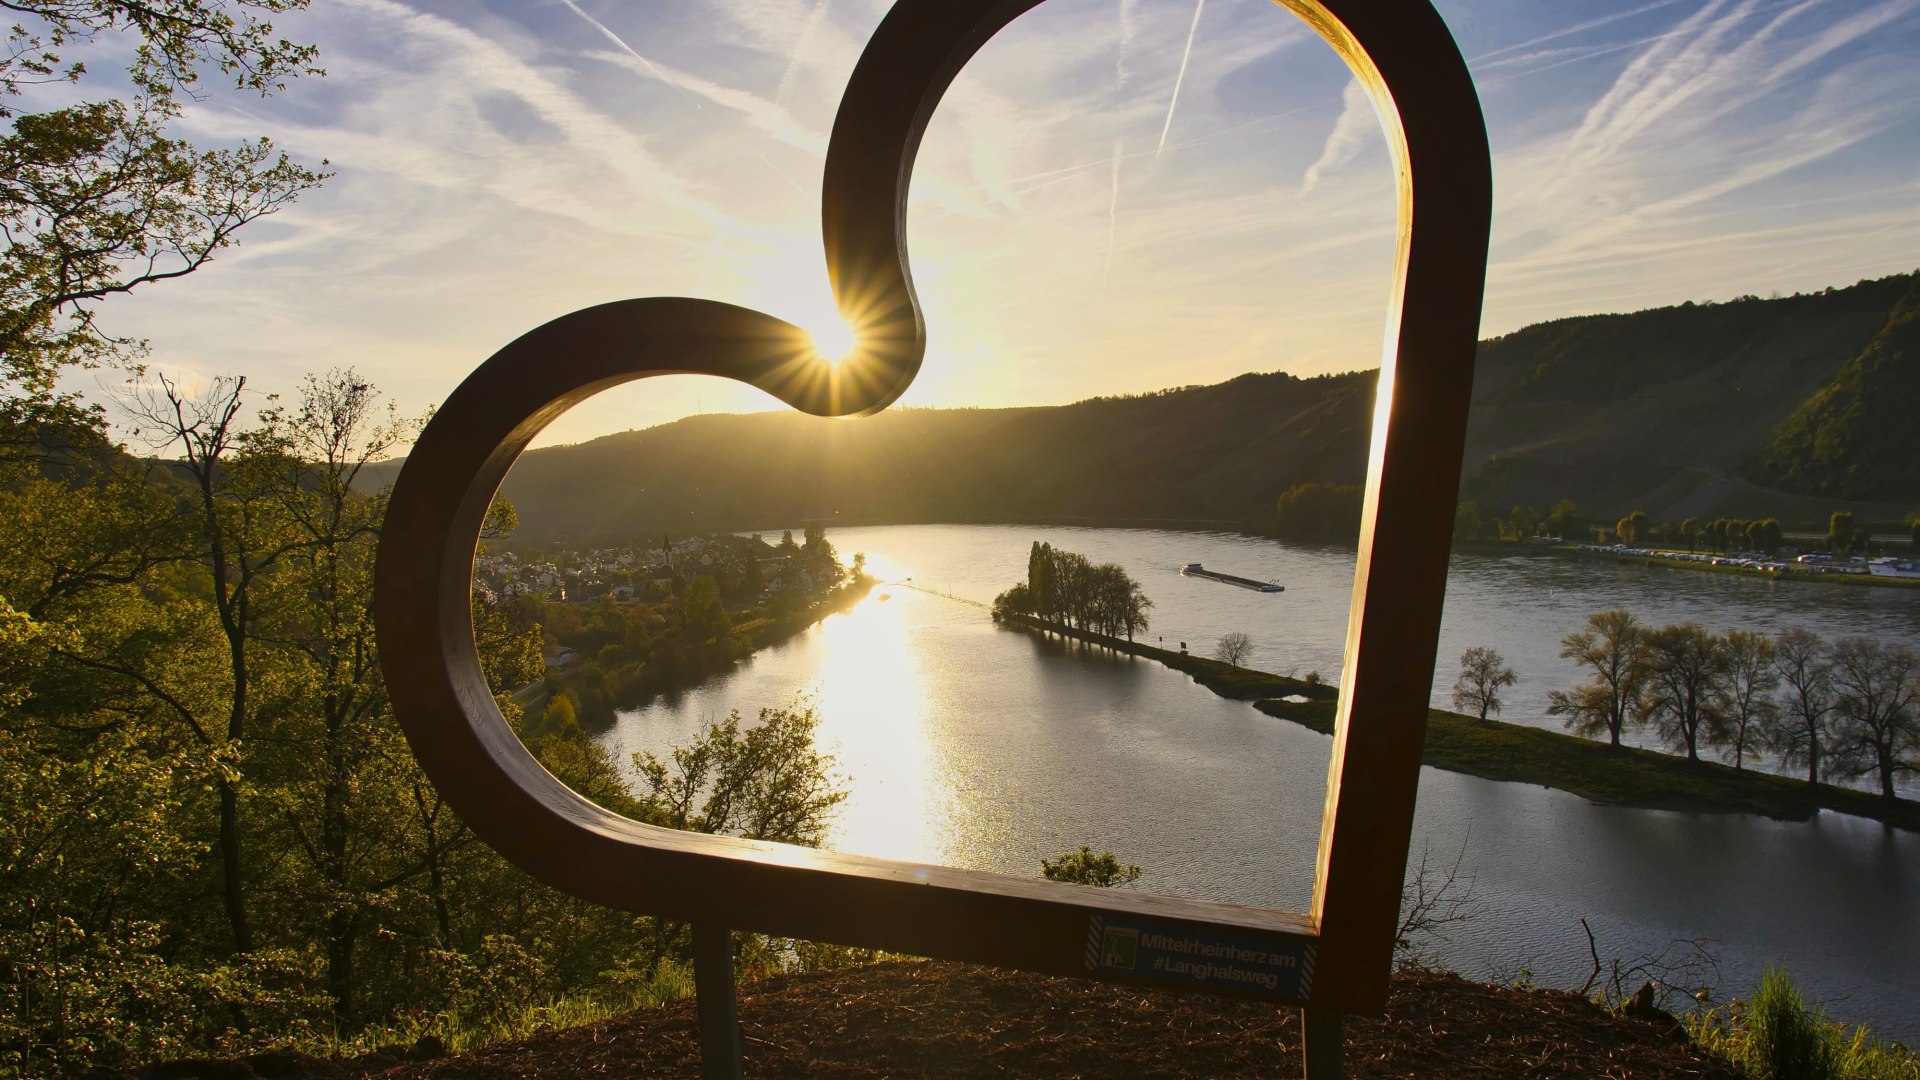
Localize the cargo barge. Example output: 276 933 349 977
1181 563 1284 592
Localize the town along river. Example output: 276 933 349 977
603 525 1920 1040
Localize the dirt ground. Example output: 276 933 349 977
263 960 1743 1079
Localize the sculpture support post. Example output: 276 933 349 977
693 924 742 1080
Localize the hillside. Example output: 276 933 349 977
1751 278 1920 502
366 272 1920 541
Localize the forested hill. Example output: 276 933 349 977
368 271 1920 541
430 370 1381 542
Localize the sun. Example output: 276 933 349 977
807 317 861 367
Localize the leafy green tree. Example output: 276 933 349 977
123 373 302 954
1680 517 1702 551
1629 510 1650 546
1614 515 1635 545
681 574 728 643
1547 610 1646 748
1640 624 1731 763
1827 511 1855 554
632 702 846 846
1544 499 1581 540
1507 504 1538 541
1272 482 1363 541
0 0 324 450
1453 501 1484 542
1451 646 1516 720
1041 846 1141 888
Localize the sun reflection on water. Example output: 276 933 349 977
810 582 942 864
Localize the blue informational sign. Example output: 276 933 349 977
1086 915 1315 999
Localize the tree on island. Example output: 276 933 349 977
1214 631 1254 667
1546 610 1647 748
1451 646 1516 720
1000 542 1149 642
1825 638 1920 801
1717 630 1778 770
1766 627 1834 784
1640 623 1730 763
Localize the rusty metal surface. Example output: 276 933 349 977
374 0 1490 1015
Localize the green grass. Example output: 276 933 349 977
1690 968 1920 1080
1253 698 1920 830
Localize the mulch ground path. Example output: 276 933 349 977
345 960 1741 1079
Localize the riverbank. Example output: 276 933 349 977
996 614 1920 832
1471 538 1920 590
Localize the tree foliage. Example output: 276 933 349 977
1451 646 1516 721
1546 610 1646 748
1041 846 1141 889
0 0 326 445
1002 542 1151 643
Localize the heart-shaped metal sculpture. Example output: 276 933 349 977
375 0 1489 1015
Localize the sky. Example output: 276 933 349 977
61 0 1920 448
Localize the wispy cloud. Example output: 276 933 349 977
1299 79 1378 194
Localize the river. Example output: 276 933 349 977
602 525 1920 1039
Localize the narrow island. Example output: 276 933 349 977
992 542 1920 833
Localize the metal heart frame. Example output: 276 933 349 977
374 0 1489 1015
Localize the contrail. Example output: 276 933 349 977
1473 0 1689 62
1103 138 1123 285
1157 0 1206 158
555 0 810 199
1115 0 1138 89
777 0 832 107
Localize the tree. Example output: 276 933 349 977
1213 631 1254 667
1544 499 1581 540
122 373 302 953
1640 623 1730 763
1615 515 1636 545
1715 630 1777 770
1041 846 1140 888
1680 517 1702 552
1629 510 1650 545
1507 504 1538 541
1453 501 1484 542
1451 646 1516 720
1546 610 1646 748
1272 482 1363 541
681 574 728 642
631 703 846 847
249 370 423 1024
1760 519 1784 556
1827 511 1855 554
1767 628 1833 784
1 0 325 449
1825 638 1919 801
